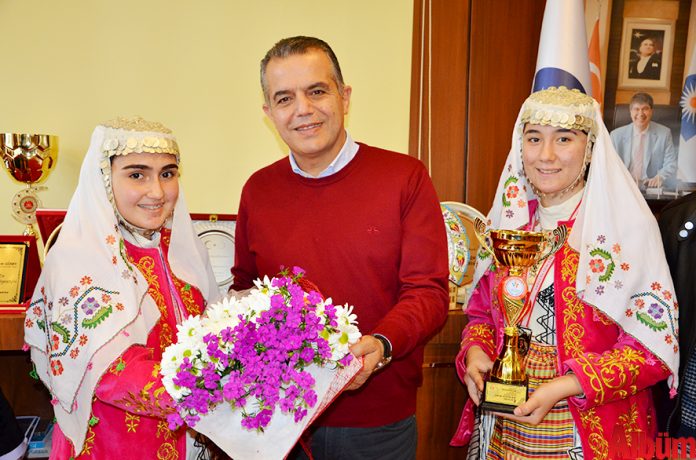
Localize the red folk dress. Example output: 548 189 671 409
451 215 671 460
50 229 205 460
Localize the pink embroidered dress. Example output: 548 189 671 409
49 230 206 459
451 88 679 460
24 118 219 459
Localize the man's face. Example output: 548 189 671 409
262 49 351 171
630 102 653 132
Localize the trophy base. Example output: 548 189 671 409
480 380 528 414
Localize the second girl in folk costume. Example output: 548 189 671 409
24 117 219 459
451 87 678 459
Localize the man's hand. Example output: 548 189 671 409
463 346 493 405
646 175 663 188
495 374 582 425
346 335 385 391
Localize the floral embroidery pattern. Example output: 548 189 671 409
129 255 168 320
109 357 127 375
114 380 174 420
462 323 496 357
477 246 492 261
171 277 201 317
576 347 646 406
79 423 96 456
50 359 64 376
125 412 140 433
28 281 121 362
629 283 677 348
578 409 608 460
588 247 615 283
501 176 519 208
156 442 179 460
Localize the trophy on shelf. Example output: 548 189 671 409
0 133 58 237
473 218 567 413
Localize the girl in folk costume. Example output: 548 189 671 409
451 87 679 459
24 117 219 459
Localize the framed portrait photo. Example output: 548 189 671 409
618 18 674 90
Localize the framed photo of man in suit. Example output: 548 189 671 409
618 18 674 90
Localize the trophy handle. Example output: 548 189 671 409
473 217 497 262
538 224 568 262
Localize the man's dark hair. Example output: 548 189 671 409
630 92 654 109
260 36 344 102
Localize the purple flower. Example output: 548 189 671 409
184 414 200 427
595 285 604 295
338 354 354 366
648 303 664 319
167 412 184 430
168 267 355 432
307 291 322 305
80 297 99 315
257 409 273 427
202 363 221 390
293 407 308 423
304 389 317 407
299 347 316 363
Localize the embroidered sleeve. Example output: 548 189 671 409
563 336 670 410
95 345 175 418
456 273 497 383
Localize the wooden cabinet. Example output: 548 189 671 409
0 314 53 421
0 314 26 351
416 310 469 459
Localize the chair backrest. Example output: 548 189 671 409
441 202 486 288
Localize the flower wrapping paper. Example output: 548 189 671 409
194 356 362 459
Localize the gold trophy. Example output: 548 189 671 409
473 217 567 413
1 133 58 236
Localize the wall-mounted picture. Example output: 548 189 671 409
618 18 674 90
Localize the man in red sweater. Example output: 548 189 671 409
232 36 449 459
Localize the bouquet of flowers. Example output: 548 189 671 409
160 267 362 459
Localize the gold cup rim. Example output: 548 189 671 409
490 229 546 242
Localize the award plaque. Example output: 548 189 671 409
474 218 567 413
191 213 237 294
0 243 27 304
0 235 41 309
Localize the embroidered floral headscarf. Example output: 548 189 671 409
473 86 679 390
23 117 219 452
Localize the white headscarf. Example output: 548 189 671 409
473 87 679 390
23 118 219 452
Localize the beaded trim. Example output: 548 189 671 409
520 86 596 136
101 116 173 134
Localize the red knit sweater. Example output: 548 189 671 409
232 143 449 427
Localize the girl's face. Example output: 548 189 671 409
111 152 179 230
522 124 588 206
